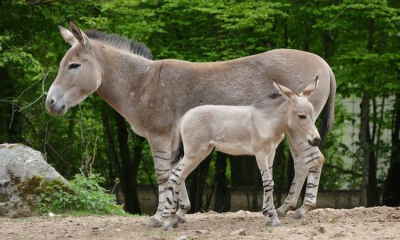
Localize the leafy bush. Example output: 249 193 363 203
36 173 125 215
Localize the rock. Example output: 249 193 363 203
230 228 247 236
196 229 209 234
176 235 190 240
0 143 68 218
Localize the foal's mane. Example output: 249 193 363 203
252 92 286 110
84 30 153 60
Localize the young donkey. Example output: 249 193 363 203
162 77 321 230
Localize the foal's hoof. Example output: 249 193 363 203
145 217 163 229
177 214 187 223
291 209 305 219
276 209 287 217
163 222 179 231
266 216 282 227
266 221 282 227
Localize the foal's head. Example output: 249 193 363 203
274 77 321 147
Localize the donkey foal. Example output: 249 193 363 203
161 78 321 230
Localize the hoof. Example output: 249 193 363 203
163 222 179 231
177 214 187 223
291 209 305 219
276 209 287 217
266 221 282 227
164 225 174 231
145 217 162 229
265 212 282 227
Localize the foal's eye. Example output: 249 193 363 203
68 63 81 69
298 114 306 119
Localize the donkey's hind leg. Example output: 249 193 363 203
293 147 324 219
277 130 325 219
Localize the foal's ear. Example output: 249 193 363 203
67 18 92 49
59 25 78 46
273 80 296 100
300 76 319 98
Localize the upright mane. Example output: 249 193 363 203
84 30 153 60
252 92 285 110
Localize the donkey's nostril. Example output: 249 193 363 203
313 137 321 146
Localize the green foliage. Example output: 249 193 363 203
1 0 400 210
36 173 125 215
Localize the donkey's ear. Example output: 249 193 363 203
59 25 78 46
273 80 296 100
68 19 92 49
301 76 319 98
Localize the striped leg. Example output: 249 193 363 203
145 137 172 229
162 164 187 231
176 181 191 223
256 151 281 227
163 144 213 231
293 149 324 218
277 130 324 218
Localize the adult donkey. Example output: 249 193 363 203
46 19 336 228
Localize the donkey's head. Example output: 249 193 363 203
274 76 321 146
46 19 102 116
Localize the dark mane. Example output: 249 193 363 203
84 30 153 60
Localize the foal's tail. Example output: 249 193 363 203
171 120 184 165
319 68 336 148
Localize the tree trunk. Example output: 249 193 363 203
213 152 231 213
229 155 260 210
383 92 400 206
0 66 22 143
271 142 287 207
114 112 142 214
188 154 212 213
359 90 370 207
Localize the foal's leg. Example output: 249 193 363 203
276 132 307 217
163 145 213 231
268 134 285 177
255 151 281 227
292 143 324 219
176 181 190 223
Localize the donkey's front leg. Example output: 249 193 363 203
256 152 281 227
146 136 172 229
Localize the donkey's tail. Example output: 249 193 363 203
171 121 184 165
319 67 336 148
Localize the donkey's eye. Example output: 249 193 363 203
298 114 306 119
68 63 81 69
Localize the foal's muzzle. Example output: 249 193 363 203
308 137 321 147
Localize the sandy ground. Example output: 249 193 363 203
1 206 400 240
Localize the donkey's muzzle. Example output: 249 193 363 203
308 137 321 147
45 86 67 116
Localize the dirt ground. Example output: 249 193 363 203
1 206 400 240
